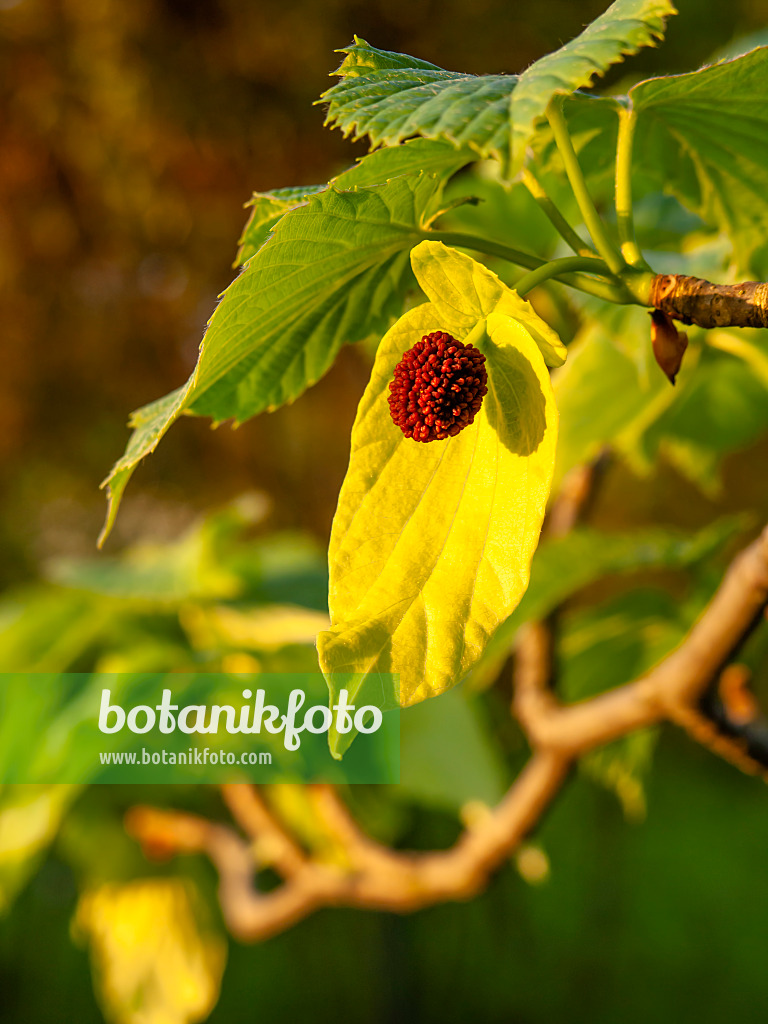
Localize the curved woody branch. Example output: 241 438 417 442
126 526 768 943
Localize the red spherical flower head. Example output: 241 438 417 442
388 331 488 442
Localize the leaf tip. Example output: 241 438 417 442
97 486 119 549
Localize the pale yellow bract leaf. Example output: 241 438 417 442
74 878 226 1024
411 241 567 367
318 249 558 756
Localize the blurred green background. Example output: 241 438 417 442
2 0 768 1021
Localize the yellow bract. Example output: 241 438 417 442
411 241 567 367
74 878 226 1024
318 243 560 757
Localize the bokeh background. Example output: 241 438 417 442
2 0 768 1021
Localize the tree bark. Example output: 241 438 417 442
651 274 768 329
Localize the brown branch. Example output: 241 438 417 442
125 806 331 941
650 274 768 329
126 753 566 941
515 526 768 756
125 526 768 944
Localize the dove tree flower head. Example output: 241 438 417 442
387 331 489 442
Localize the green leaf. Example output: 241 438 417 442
190 173 439 419
552 305 674 486
0 590 114 673
399 687 508 812
228 531 329 611
55 516 242 605
641 340 768 493
560 589 692 702
508 0 674 175
332 138 474 188
101 173 442 542
322 37 517 164
321 3 675 174
319 243 559 757
236 139 473 266
522 518 741 623
468 516 744 691
99 383 193 547
236 185 327 265
328 39 444 76
631 47 768 276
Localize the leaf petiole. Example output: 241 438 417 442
514 256 614 298
615 105 649 269
547 96 626 276
428 230 632 304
